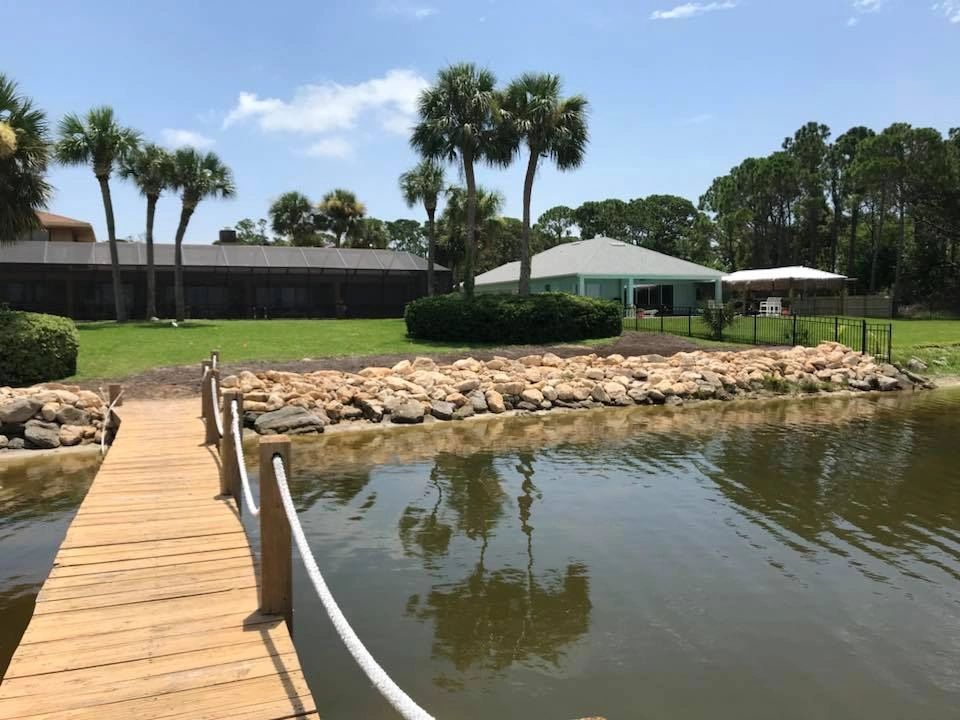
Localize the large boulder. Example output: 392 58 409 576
56 405 90 426
391 400 425 424
59 424 85 447
0 434 7 450
484 390 506 414
430 400 456 421
254 406 327 435
0 397 42 424
24 420 61 449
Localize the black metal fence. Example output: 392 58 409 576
625 307 893 362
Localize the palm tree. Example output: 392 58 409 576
411 63 508 298
0 74 51 245
119 144 174 319
54 106 140 321
399 159 445 295
440 185 505 283
501 73 588 296
317 189 365 247
169 148 235 322
269 190 314 245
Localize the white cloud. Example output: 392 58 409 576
305 137 353 158
650 1 737 20
374 1 437 20
160 128 215 148
222 69 429 136
933 1 960 23
846 0 886 26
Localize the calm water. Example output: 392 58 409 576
1 391 959 719
0 450 99 677
275 389 960 720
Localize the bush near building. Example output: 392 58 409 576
0 308 79 386
405 292 622 344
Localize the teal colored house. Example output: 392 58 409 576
474 236 723 310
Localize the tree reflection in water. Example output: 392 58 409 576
400 451 591 685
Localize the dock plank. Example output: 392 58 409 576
0 398 317 720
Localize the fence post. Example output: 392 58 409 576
861 319 868 355
660 313 664 334
834 316 839 342
220 390 243 498
753 314 758 345
792 314 798 345
204 368 221 445
108 383 123 407
259 435 293 629
688 310 692 337
887 323 893 363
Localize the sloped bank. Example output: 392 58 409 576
220 342 933 436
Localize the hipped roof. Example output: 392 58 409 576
474 236 723 285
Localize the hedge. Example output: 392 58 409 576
0 308 79 386
404 293 622 344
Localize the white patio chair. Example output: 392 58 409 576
760 297 782 317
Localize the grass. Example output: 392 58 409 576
625 315 960 376
70 319 618 381
69 316 960 382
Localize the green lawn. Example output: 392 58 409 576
71 316 960 382
71 319 617 381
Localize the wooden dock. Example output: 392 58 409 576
0 398 317 720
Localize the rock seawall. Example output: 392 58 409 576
0 385 109 452
221 343 929 436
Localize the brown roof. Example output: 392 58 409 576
36 211 94 229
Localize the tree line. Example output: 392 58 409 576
701 122 960 308
1 72 234 323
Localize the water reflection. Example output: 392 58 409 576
397 452 591 684
0 450 99 677
280 390 960 719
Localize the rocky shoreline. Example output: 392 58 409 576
218 342 932 437
0 387 110 453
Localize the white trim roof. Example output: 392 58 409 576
722 266 847 284
474 236 723 285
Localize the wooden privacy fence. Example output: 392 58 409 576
791 294 893 318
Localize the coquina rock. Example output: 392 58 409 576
211 342 928 437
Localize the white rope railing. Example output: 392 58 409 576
271 454 435 720
211 374 223 437
100 389 125 455
231 400 260 516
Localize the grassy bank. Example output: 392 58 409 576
626 316 960 376
70 319 619 381
66 317 960 382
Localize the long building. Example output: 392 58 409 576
0 241 450 320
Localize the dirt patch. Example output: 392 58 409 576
75 332 738 401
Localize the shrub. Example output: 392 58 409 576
404 292 622 344
701 302 736 340
0 308 79 386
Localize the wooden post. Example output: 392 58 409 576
220 390 243 498
200 360 212 419
259 435 292 628
204 368 221 445
108 384 123 407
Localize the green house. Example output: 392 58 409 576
474 236 723 311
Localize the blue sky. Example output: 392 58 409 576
3 0 959 245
